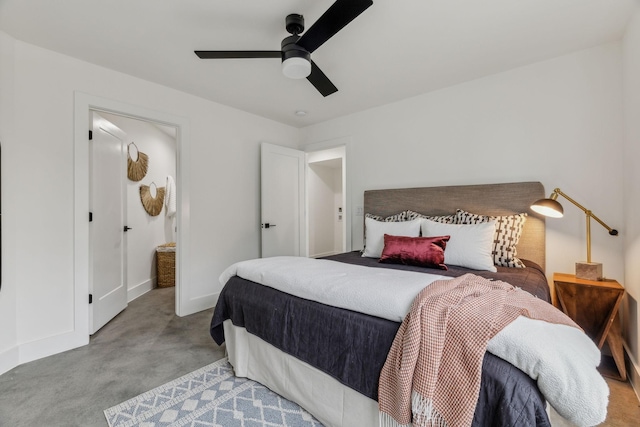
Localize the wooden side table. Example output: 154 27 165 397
553 273 626 381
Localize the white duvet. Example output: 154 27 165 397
220 256 609 427
220 256 450 322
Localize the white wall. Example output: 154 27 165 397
0 31 18 373
301 42 625 291
99 112 177 301
622 2 640 394
0 33 299 374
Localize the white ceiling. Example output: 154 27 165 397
0 0 635 127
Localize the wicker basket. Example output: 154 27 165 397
157 242 176 288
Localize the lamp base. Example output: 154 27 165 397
575 262 603 281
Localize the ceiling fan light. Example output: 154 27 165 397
282 56 311 79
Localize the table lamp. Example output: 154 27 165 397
531 187 618 281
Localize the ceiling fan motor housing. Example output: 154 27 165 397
281 34 311 79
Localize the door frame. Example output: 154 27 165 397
74 92 190 342
304 137 352 254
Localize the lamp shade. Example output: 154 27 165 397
530 198 564 218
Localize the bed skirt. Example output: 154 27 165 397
223 320 379 427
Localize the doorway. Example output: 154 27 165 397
307 148 346 257
74 92 191 343
89 111 177 333
260 141 349 259
98 112 177 298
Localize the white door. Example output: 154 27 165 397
90 112 128 334
261 143 306 257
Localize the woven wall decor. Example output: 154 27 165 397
127 142 149 182
140 182 166 216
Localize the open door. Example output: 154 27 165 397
260 143 306 257
90 112 128 334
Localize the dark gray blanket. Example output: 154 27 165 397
210 253 552 427
323 251 550 301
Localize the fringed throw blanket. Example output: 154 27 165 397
378 273 579 427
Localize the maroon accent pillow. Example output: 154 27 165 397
379 234 450 270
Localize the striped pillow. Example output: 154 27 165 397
406 210 456 224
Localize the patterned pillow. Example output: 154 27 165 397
405 210 456 224
365 211 408 222
456 209 527 268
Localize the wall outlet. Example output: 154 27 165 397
356 206 364 216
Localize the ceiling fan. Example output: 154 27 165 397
195 0 373 97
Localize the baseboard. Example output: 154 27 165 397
17 329 88 367
624 342 640 403
1 330 91 376
128 278 154 302
179 291 219 317
0 345 19 376
310 251 338 258
1 332 87 376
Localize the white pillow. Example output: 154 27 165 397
421 219 497 272
362 218 421 258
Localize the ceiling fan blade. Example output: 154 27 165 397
297 0 373 53
195 51 281 59
307 60 338 97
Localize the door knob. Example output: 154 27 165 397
262 223 277 229
123 226 133 232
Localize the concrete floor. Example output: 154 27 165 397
0 287 224 427
1 286 638 426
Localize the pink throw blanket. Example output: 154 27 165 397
378 273 578 427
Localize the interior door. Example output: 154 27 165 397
90 112 128 334
261 142 306 257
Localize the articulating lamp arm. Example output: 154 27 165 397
552 188 618 264
552 189 618 236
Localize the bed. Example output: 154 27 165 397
210 182 607 427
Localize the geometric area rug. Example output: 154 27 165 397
104 358 324 427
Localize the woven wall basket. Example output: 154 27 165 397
140 183 166 216
127 142 149 182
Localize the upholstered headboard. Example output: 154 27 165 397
363 181 546 270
